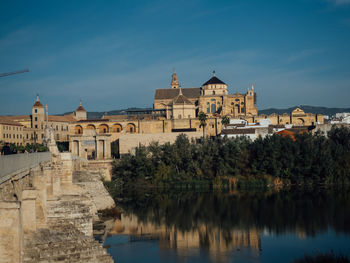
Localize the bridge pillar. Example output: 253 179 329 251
52 164 61 196
61 153 73 185
0 201 21 263
32 172 47 228
21 189 37 234
44 165 53 196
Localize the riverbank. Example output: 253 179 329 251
108 126 350 192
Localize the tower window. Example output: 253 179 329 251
35 109 37 113
211 104 216 113
35 117 37 121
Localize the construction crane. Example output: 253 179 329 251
0 69 29 78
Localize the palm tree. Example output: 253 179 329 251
221 115 230 127
198 112 208 139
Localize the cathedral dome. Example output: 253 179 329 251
202 76 226 86
202 71 226 86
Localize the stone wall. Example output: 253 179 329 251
0 202 21 263
0 151 114 262
119 131 203 154
313 123 350 136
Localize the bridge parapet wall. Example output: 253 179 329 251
0 152 52 184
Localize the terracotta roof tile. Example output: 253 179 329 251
76 105 86 112
48 115 76 122
33 101 44 107
155 88 201 100
0 118 23 126
221 128 256 135
173 94 193 105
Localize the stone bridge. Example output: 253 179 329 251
0 151 114 263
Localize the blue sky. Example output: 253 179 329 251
0 0 350 115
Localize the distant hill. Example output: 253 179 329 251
260 105 350 116
62 107 153 119
61 105 350 119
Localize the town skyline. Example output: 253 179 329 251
1 0 350 115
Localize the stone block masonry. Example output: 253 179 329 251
0 150 114 262
0 202 21 263
119 131 202 154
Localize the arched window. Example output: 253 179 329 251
126 123 136 133
75 125 83 134
112 124 122 133
99 124 109 134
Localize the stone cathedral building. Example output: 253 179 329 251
154 71 258 119
0 70 324 156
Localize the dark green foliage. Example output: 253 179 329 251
56 142 69 152
111 140 120 158
292 252 350 263
0 142 49 154
112 127 350 188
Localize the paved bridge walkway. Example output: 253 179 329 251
0 152 52 184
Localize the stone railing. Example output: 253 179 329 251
0 152 52 184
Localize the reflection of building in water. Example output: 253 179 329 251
110 213 261 261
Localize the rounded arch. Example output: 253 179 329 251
112 123 123 133
86 124 96 130
295 118 305 125
125 123 136 133
75 125 83 135
99 124 109 134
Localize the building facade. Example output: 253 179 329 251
0 96 85 145
0 120 24 145
154 71 258 119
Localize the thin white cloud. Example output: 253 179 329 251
0 26 36 49
286 49 325 63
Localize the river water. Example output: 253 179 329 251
104 187 350 263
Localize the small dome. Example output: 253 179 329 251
76 101 86 112
33 95 44 108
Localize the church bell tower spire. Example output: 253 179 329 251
171 69 179 89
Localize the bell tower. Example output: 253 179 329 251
171 69 179 89
32 94 45 129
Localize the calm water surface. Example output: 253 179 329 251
104 188 350 263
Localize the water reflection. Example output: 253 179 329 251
105 187 350 263
110 213 260 262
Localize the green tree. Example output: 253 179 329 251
198 112 208 139
221 115 230 127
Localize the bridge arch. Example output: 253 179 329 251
295 118 305 125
